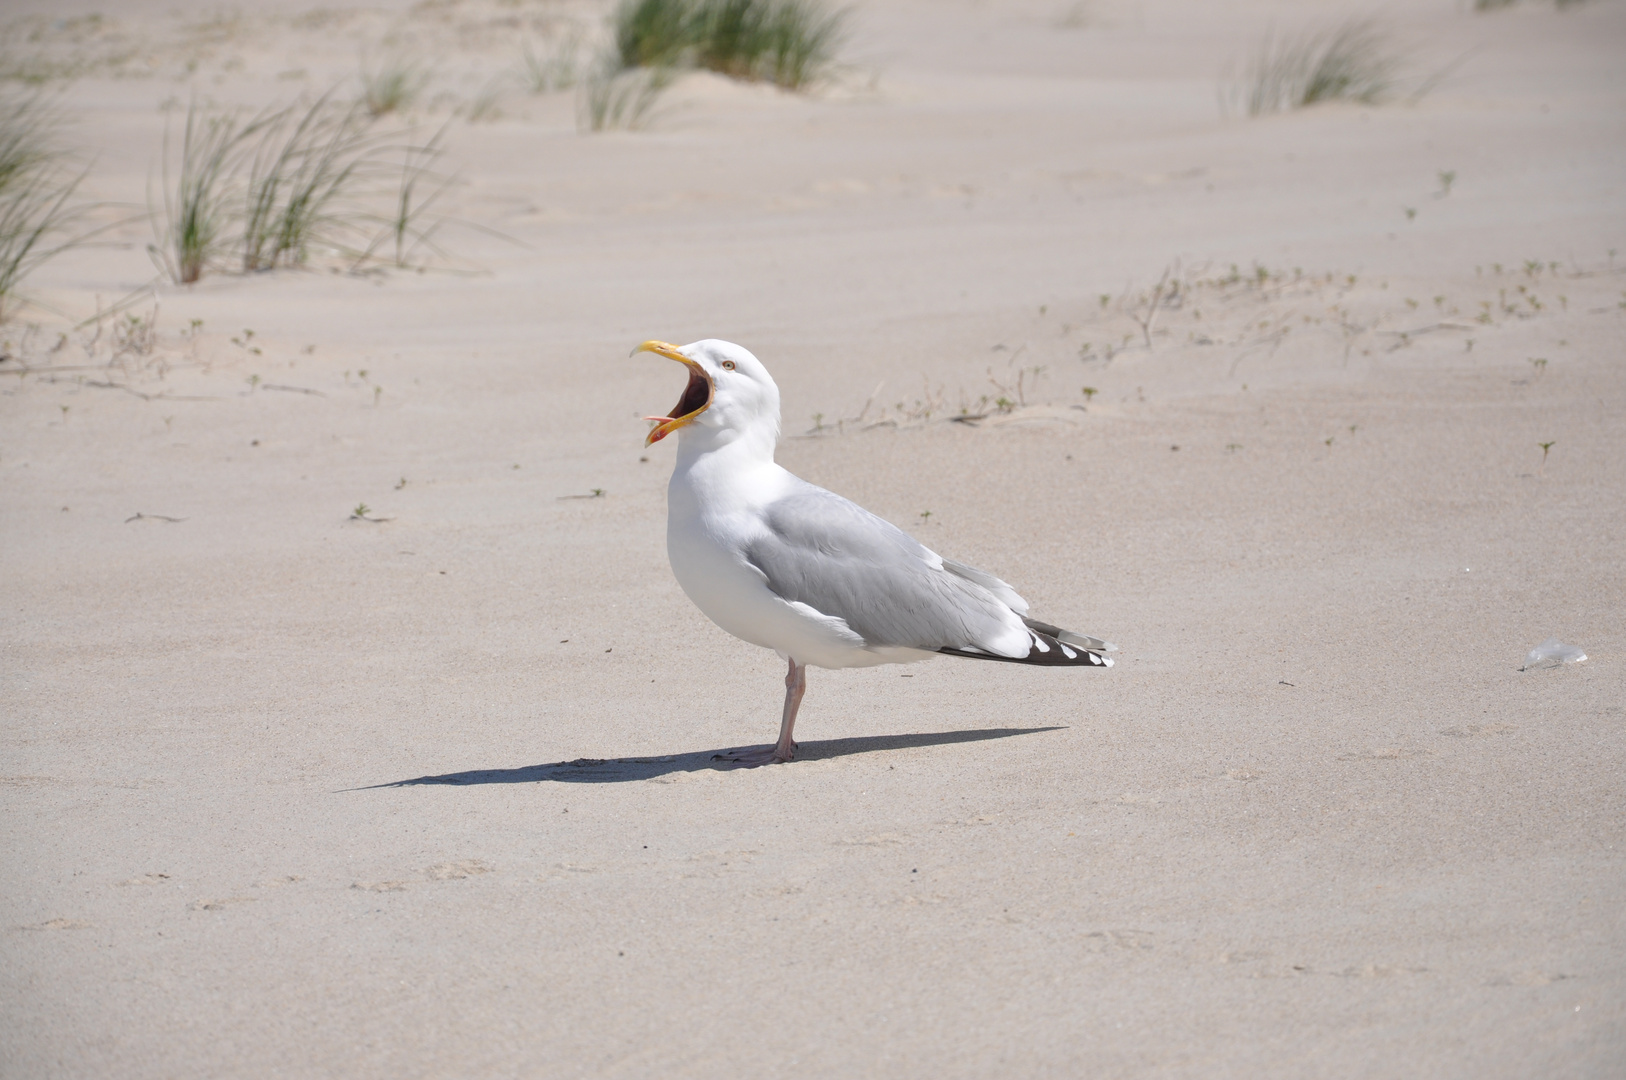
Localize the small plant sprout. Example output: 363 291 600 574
395 477 407 490
373 385 383 405
1538 441 1555 472
1325 436 1334 447
918 510 932 524
1436 170 1455 197
1530 357 1548 373
1404 207 1416 220
246 373 261 389
351 502 370 518
1081 386 1098 402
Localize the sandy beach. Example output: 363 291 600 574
2 0 1623 1075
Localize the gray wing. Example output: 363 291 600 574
740 480 1022 651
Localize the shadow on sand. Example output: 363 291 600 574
356 727 1065 789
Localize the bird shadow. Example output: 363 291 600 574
352 726 1064 789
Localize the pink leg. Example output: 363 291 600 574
715 658 805 767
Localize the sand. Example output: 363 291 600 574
2 0 1623 1075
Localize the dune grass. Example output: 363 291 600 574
241 95 387 272
580 62 677 132
155 92 459 283
1232 20 1407 117
0 89 109 321
612 0 846 90
357 122 454 268
1476 0 1590 8
360 53 431 117
154 101 259 284
519 32 584 94
0 89 57 195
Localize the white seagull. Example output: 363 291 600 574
635 339 1114 766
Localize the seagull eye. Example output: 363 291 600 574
720 360 736 371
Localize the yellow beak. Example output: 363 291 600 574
633 340 713 446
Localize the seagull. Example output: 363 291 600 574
634 339 1114 766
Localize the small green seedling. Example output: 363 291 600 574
395 477 407 489
1081 386 1098 402
352 502 370 518
373 385 383 405
1529 357 1547 373
1436 170 1455 196
1404 207 1416 220
919 510 932 524
1538 441 1555 472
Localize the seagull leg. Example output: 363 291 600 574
715 657 805 767
773 658 806 763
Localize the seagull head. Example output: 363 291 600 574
632 339 780 448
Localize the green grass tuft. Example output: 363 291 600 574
1231 20 1407 117
360 53 431 117
519 32 584 94
0 88 109 321
154 92 468 283
242 96 388 272
579 61 677 132
612 0 846 90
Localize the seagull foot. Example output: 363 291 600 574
712 742 796 768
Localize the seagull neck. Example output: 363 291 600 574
671 420 781 509
674 419 778 472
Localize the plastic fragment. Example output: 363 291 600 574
1523 638 1587 670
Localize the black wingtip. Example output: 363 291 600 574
939 627 1113 667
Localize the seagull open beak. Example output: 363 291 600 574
633 340 713 446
